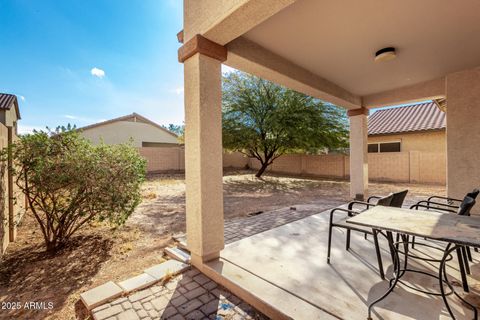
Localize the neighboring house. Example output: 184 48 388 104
78 113 179 147
367 101 446 154
0 93 20 134
0 93 25 256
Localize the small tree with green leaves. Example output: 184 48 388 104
222 71 349 177
9 127 146 252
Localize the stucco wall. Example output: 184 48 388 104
368 130 446 153
80 121 178 147
0 123 25 256
446 67 480 205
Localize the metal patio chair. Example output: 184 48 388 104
410 196 476 292
327 194 394 280
410 188 479 254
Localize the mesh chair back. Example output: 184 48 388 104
457 196 476 216
390 190 408 208
466 188 480 200
376 194 394 206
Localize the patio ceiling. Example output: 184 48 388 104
232 0 480 106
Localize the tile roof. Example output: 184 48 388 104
0 93 21 119
0 93 17 110
368 101 445 135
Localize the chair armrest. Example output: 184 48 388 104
348 201 376 211
330 207 360 219
367 195 382 203
410 203 457 214
416 200 459 209
427 195 462 204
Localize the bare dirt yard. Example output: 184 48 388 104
0 170 445 319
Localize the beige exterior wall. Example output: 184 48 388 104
0 122 26 256
80 120 178 147
139 147 249 173
249 152 446 185
446 67 480 207
141 147 445 185
368 130 446 153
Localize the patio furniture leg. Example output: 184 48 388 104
461 246 471 275
372 229 385 280
367 231 401 320
411 236 415 249
466 246 473 262
327 215 334 264
440 244 478 320
455 247 469 292
346 229 351 251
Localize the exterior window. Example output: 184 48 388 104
380 142 401 152
368 142 401 153
367 144 379 153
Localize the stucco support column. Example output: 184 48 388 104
348 108 368 200
446 67 480 210
179 35 227 264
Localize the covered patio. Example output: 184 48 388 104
205 207 479 319
178 0 480 318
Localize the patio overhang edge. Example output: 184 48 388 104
183 0 297 46
225 36 362 110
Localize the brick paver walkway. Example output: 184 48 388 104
224 201 342 244
92 268 268 320
92 204 342 320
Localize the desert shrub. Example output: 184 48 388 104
9 127 146 252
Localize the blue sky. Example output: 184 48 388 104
0 0 187 133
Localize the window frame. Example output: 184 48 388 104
367 140 402 153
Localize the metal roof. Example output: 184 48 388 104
368 101 445 136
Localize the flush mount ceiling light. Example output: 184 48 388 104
375 47 396 62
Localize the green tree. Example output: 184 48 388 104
9 127 146 252
222 71 349 177
163 123 185 143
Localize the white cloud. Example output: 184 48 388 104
90 67 106 78
19 95 25 101
175 86 184 95
64 114 77 120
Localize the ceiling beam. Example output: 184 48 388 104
184 0 296 45
225 37 362 109
362 77 446 108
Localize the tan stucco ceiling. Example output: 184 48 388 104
243 0 480 96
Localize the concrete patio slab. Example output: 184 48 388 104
210 208 480 319
80 281 123 310
118 273 157 293
144 260 190 280
165 247 191 263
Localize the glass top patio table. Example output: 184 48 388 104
346 205 480 248
346 205 480 319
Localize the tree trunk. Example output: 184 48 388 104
255 162 270 178
46 239 57 253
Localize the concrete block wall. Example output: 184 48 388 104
249 152 445 185
138 147 446 185
138 147 185 172
138 147 249 173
